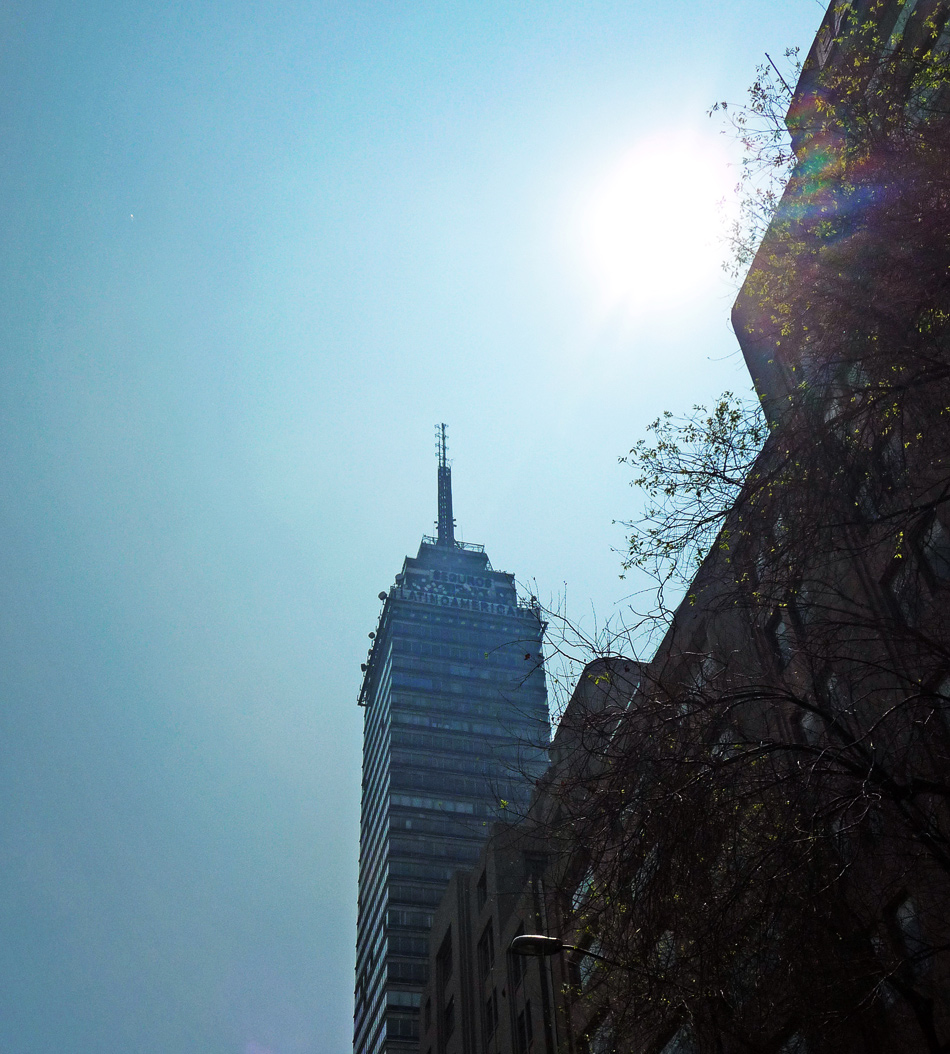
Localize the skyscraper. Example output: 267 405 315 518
353 427 550 1054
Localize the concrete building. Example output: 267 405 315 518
353 427 550 1054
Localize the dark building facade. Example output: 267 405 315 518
353 429 549 1054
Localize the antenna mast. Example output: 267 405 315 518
435 423 455 547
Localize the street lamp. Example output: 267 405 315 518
508 934 564 957
508 933 626 968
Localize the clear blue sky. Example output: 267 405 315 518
0 2 825 1051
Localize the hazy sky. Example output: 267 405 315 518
1 2 826 1051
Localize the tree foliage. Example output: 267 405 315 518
619 393 769 594
710 47 802 279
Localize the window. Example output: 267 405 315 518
477 920 495 979
387 961 428 984
800 709 822 745
578 938 603 988
516 1008 529 1054
630 846 658 900
389 935 428 956
483 988 499 1039
443 995 455 1038
436 930 453 988
655 930 676 971
711 726 739 759
886 0 920 49
823 360 870 428
389 909 433 929
921 515 950 583
884 556 920 625
386 1013 420 1039
587 1017 612 1054
819 670 845 714
391 792 476 815
571 868 595 913
894 896 929 978
388 991 422 1008
511 923 526 988
931 672 950 730
690 651 717 692
767 606 795 667
659 1027 697 1054
477 869 488 911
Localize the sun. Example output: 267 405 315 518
578 130 734 317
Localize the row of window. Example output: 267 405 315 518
386 990 422 1008
390 837 482 865
388 908 433 929
392 710 523 736
391 769 490 798
392 748 504 778
388 959 428 984
385 1013 419 1040
392 814 485 838
388 934 428 957
393 693 537 723
389 859 457 883
395 638 534 668
394 610 528 638
388 883 446 906
392 728 528 758
390 792 478 815
395 656 518 683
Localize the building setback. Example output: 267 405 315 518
353 428 550 1054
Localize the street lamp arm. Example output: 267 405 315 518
562 944 617 966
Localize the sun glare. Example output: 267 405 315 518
578 130 734 318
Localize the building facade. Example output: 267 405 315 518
353 429 550 1054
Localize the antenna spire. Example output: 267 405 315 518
435 423 455 547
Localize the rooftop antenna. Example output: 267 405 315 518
435 423 455 547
